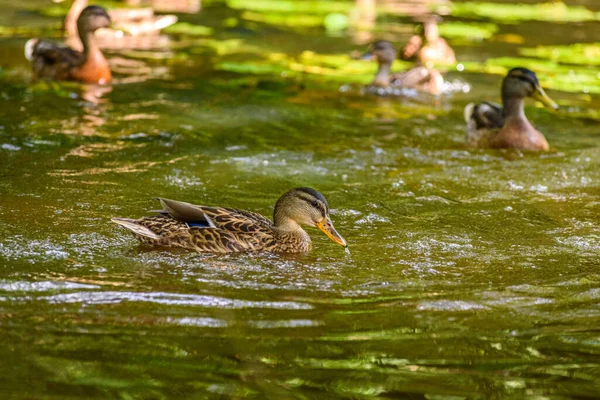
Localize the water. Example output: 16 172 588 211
1 0 599 398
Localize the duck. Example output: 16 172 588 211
112 187 348 253
64 0 177 51
362 40 443 95
401 17 456 66
24 5 112 84
464 67 559 151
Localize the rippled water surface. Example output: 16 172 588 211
1 0 599 398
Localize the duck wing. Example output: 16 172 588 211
400 35 423 61
26 39 84 80
157 198 276 252
158 198 274 233
465 102 504 129
391 66 437 86
113 199 276 252
389 66 443 94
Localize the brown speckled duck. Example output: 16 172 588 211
464 67 559 151
401 17 456 66
363 40 443 95
25 5 112 84
112 187 347 253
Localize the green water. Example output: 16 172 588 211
1 0 600 398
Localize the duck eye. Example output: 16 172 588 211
311 200 319 208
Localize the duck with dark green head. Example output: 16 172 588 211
464 67 559 151
112 187 347 253
362 40 444 95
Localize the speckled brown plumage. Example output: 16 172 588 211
112 188 347 254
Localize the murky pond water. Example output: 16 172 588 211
1 0 599 398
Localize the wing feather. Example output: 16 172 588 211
31 39 83 65
470 102 504 129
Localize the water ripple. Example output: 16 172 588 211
41 291 313 309
0 280 98 292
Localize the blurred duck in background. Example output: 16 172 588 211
25 5 112 84
464 67 559 151
401 16 456 66
63 0 178 50
362 40 443 95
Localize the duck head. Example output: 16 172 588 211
77 5 111 34
502 67 558 110
361 40 397 66
274 187 347 247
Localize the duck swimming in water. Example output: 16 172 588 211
362 40 443 95
112 187 347 253
401 17 456 66
464 67 559 151
25 5 112 84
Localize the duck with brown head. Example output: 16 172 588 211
112 187 347 254
464 67 559 151
25 5 112 84
362 40 444 95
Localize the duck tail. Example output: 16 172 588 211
111 218 160 240
24 38 39 61
463 102 475 123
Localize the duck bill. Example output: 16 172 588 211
360 52 374 61
316 217 347 247
532 85 559 110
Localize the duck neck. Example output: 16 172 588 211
79 30 97 59
273 216 310 243
502 95 526 122
65 0 88 37
424 21 439 42
373 61 391 87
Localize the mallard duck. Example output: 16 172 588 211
25 5 112 84
362 40 443 95
401 16 456 66
112 187 347 253
464 67 559 151
64 0 177 51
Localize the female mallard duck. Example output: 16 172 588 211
112 187 347 253
25 5 112 84
464 67 559 151
64 0 177 51
401 17 456 66
362 40 443 95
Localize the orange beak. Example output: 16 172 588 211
316 216 347 248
